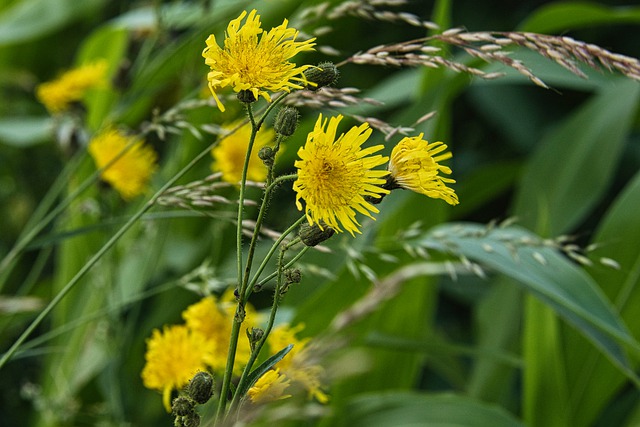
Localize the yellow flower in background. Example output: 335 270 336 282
202 9 316 112
388 135 459 205
293 114 389 236
36 60 108 113
88 128 158 200
141 325 211 412
182 293 258 372
248 368 292 404
268 323 329 404
211 121 275 184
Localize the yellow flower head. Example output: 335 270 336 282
88 128 158 200
36 60 108 113
211 121 275 184
182 293 258 372
202 9 316 112
141 325 211 412
268 323 329 404
293 114 390 236
388 134 459 205
248 368 292 404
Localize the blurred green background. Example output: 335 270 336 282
1 0 640 426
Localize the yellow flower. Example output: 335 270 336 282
211 121 275 184
268 323 329 404
388 134 459 205
293 114 389 236
88 128 158 200
248 368 291 404
182 293 258 372
36 60 108 113
141 325 211 412
202 9 316 112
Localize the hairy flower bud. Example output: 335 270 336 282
171 396 194 416
258 146 275 167
187 371 214 405
179 412 201 427
299 221 335 247
237 89 257 104
274 107 300 136
304 62 339 91
284 268 302 285
247 327 265 352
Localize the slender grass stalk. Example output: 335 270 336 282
0 151 85 291
0 132 155 292
0 132 223 371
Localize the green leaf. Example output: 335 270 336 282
513 79 640 235
235 344 293 399
523 297 569 427
563 170 640 426
341 392 524 427
519 2 640 33
0 117 52 146
0 0 106 46
415 222 639 380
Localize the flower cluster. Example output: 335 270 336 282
142 292 259 411
142 5 460 418
293 115 458 236
36 60 108 113
88 128 158 200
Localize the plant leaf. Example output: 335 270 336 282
414 222 639 381
341 392 524 427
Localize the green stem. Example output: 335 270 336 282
244 216 305 302
0 134 221 371
217 93 292 423
254 245 310 291
229 240 293 414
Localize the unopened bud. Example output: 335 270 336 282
258 146 275 167
299 221 335 247
274 107 299 136
284 268 302 285
187 371 214 405
237 89 257 104
304 62 339 91
280 268 302 296
175 412 200 427
172 396 194 416
247 327 265 352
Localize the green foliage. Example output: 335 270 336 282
1 0 639 426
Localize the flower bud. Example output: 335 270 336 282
280 268 302 296
284 268 302 285
187 371 214 405
247 327 265 352
237 89 257 104
274 107 299 136
299 221 335 247
304 62 339 91
258 146 275 167
180 412 201 427
172 396 194 416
